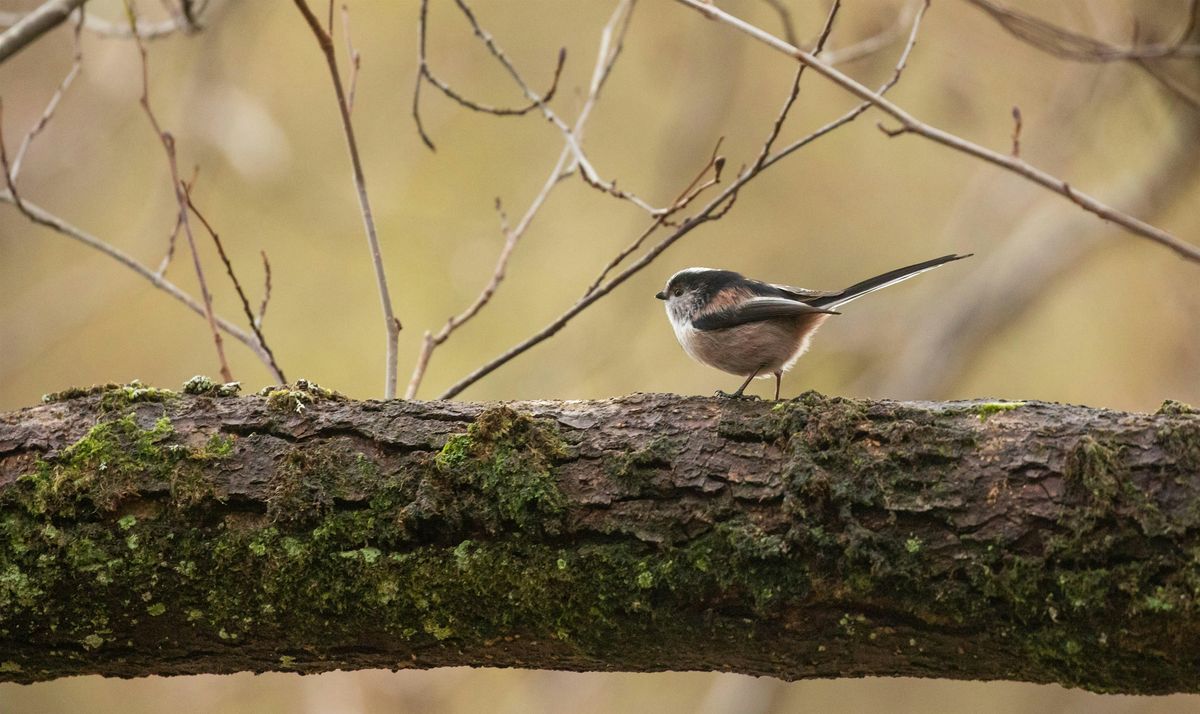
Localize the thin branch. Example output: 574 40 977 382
128 0 232 382
1010 105 1022 157
436 0 931 399
155 211 183 276
404 0 636 399
0 190 277 372
584 139 725 297
762 0 929 171
670 0 1200 264
10 9 83 182
154 163 197 277
0 74 275 377
0 0 87 65
184 185 287 383
256 250 272 329
817 1 915 65
340 3 360 116
437 174 754 400
0 1 209 40
753 0 841 171
436 0 665 216
292 0 401 399
412 0 566 151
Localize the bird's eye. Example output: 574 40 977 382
672 287 684 298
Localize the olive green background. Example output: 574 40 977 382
2 0 1199 711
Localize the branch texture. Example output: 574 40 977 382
0 0 87 65
1 386 1199 692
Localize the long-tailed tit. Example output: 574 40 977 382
656 254 971 399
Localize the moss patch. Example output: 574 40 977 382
260 379 343 414
41 381 176 410
434 407 569 533
974 401 1027 421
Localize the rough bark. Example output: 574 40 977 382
1 382 1199 693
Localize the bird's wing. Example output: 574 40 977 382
692 297 839 331
766 282 841 301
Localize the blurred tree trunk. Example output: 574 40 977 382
1 385 1199 693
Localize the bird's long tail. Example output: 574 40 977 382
808 253 971 310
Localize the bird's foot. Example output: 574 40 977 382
715 390 760 400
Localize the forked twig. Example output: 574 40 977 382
1 55 280 380
293 0 402 398
670 0 1200 264
404 0 635 399
412 0 566 151
127 0 233 381
754 0 842 172
10 9 83 181
184 185 287 382
437 0 927 399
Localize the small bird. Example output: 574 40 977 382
656 254 971 399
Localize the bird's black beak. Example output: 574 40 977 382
655 291 666 300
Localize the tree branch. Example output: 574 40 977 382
129 2 233 383
0 0 87 65
292 0 402 399
669 0 1200 265
1 388 1199 693
437 1 928 399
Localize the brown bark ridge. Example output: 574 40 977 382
0 380 1198 692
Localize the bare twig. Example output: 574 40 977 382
1 72 277 378
0 0 87 65
412 0 566 151
437 0 930 399
818 1 916 65
670 0 1200 264
584 140 725 297
155 212 183 276
428 0 665 216
10 10 83 182
256 250 272 329
1010 105 1022 157
761 0 930 171
153 164 197 277
184 186 287 382
404 199 521 399
128 0 232 382
293 0 401 398
404 0 635 399
2 0 210 38
753 0 841 171
0 190 278 372
340 3 360 116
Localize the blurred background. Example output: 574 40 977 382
2 0 1199 711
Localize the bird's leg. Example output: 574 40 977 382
717 370 760 399
773 370 782 401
